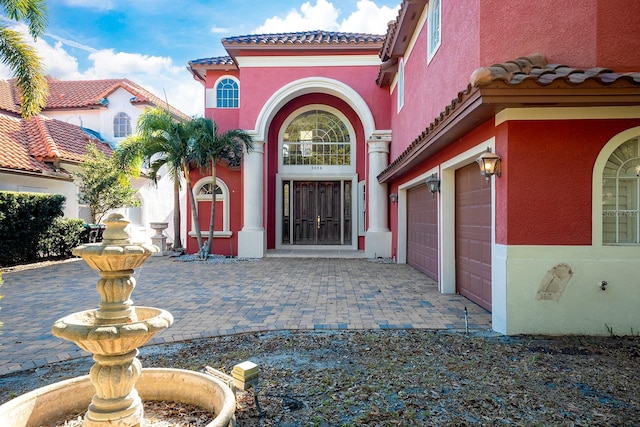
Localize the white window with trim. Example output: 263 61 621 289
113 112 132 138
427 0 441 63
216 77 239 108
603 137 640 244
397 58 405 112
190 177 232 239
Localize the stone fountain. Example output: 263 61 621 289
0 213 236 426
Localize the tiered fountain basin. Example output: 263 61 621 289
0 368 236 427
0 214 236 426
52 307 173 354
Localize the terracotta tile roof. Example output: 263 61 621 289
5 77 190 121
0 114 112 178
378 54 640 183
0 80 20 115
189 56 235 66
222 30 385 47
470 53 640 87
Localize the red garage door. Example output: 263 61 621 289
407 184 439 281
455 163 492 311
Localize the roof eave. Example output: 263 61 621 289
380 0 426 62
377 86 640 183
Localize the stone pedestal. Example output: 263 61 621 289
149 222 169 256
52 214 173 426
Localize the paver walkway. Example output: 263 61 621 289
0 256 491 376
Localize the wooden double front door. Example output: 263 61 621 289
282 181 352 245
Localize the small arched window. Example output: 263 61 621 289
190 178 232 239
216 78 239 108
113 112 132 138
602 137 640 244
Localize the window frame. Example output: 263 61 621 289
113 112 132 138
215 76 239 109
278 104 356 175
189 177 232 238
427 0 442 63
592 126 640 246
397 57 405 112
602 137 640 245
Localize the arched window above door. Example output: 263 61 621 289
282 109 351 167
602 137 640 244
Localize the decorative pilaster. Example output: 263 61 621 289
238 139 266 258
365 131 392 258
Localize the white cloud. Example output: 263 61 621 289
253 0 398 35
254 0 340 33
210 26 229 34
84 49 181 78
0 22 202 117
339 0 398 34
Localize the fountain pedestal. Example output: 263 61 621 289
52 214 172 426
149 222 169 256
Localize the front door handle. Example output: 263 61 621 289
317 215 321 229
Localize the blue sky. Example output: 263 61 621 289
0 0 400 117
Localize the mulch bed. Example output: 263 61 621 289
3 330 637 426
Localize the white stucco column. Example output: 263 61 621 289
238 139 266 258
365 132 392 258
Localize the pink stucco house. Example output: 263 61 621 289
188 0 640 335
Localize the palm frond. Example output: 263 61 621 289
0 26 47 118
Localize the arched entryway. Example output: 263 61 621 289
275 105 358 249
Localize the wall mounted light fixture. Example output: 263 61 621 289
476 147 501 181
425 173 440 195
389 193 398 204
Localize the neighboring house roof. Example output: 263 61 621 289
377 54 640 182
4 77 190 121
189 30 386 83
0 114 112 179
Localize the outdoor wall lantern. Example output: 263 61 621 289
476 147 501 181
389 193 398 204
425 174 440 195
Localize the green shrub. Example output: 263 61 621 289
39 218 86 258
0 191 65 266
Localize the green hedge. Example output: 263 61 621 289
0 191 65 266
39 218 87 258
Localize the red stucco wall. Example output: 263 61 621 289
496 119 640 245
236 65 389 133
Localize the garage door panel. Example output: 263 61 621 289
407 185 438 281
456 163 492 311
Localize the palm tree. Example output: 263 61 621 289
191 118 253 255
114 107 204 252
0 0 49 118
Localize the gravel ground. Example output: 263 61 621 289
1 329 638 426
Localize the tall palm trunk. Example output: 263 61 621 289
207 161 217 254
172 178 182 250
183 164 203 250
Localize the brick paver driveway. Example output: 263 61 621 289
0 256 491 375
